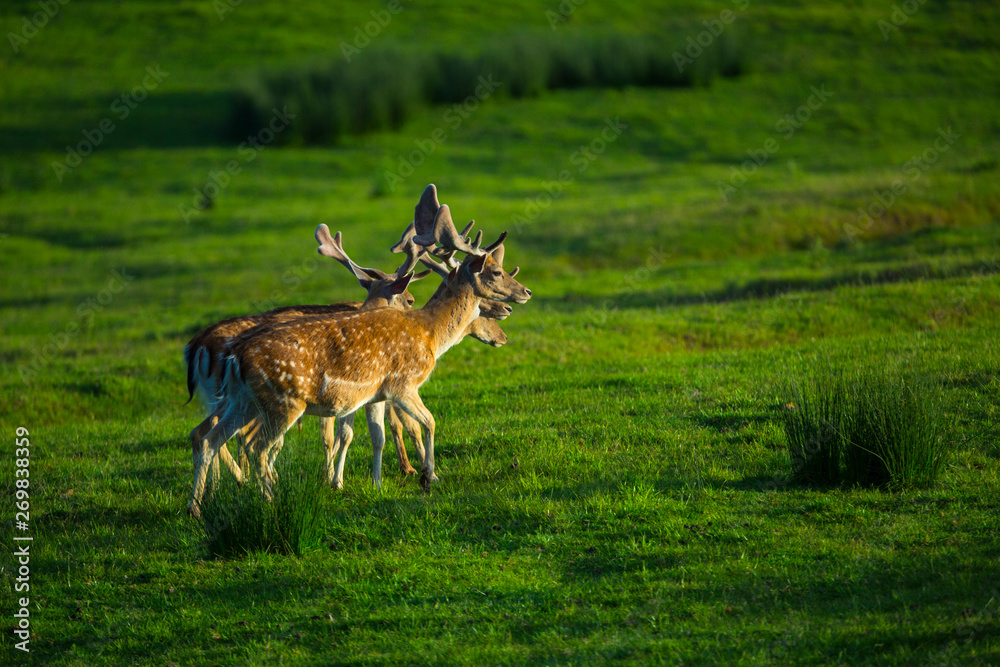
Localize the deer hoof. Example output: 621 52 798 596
401 465 418 476
419 471 439 490
187 503 201 520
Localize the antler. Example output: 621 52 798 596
414 205 506 257
315 224 389 281
389 223 430 277
413 184 441 240
418 251 462 279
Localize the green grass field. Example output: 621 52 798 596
2 1 999 664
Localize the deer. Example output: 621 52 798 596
188 192 531 517
322 192 522 490
186 185 516 494
266 218 514 490
183 218 431 486
370 225 523 479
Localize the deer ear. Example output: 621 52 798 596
490 243 505 268
448 268 457 283
468 253 488 274
389 272 414 295
358 278 374 291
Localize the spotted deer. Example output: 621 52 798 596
372 228 522 477
264 218 512 489
184 222 430 485
188 197 531 516
323 193 520 489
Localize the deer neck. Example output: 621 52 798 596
419 280 481 359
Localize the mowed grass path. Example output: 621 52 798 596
2 1 999 664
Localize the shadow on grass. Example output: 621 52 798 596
535 258 1000 312
0 90 234 153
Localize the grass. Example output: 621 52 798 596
199 443 326 559
843 367 949 489
783 362 949 489
231 28 745 145
1 0 1000 664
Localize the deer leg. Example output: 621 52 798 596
265 433 285 487
190 413 216 469
365 402 386 489
393 392 437 490
400 407 425 468
387 405 418 476
247 408 300 501
192 402 246 486
332 412 356 490
320 417 338 485
189 411 257 518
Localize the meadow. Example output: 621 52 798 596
1 0 999 664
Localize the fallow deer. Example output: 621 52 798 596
328 201 518 488
184 223 430 485
372 232 522 477
188 196 531 517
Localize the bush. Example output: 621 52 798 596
199 442 325 558
230 28 747 145
782 364 948 489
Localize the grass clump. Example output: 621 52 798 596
783 371 847 486
230 28 746 145
199 443 326 558
782 363 948 489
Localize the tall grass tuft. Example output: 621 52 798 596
781 363 948 489
782 370 848 486
199 443 326 558
230 28 746 145
843 370 947 488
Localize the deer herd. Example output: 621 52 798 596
183 185 531 518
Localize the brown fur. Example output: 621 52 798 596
189 247 530 515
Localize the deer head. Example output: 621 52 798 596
415 203 531 304
465 317 507 347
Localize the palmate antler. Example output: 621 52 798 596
318 223 430 291
315 224 391 281
389 223 430 277
411 182 497 256
401 183 519 277
419 204 507 258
